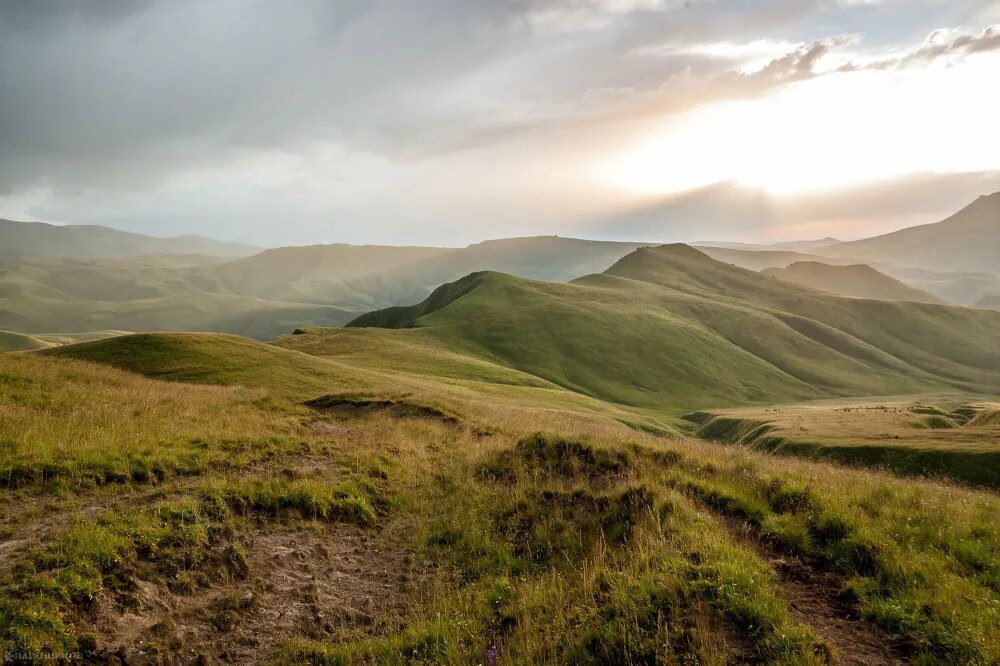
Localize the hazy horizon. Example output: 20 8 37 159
2 1 999 247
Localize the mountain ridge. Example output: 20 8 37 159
819 191 1000 274
347 244 1000 410
0 218 259 259
761 261 945 303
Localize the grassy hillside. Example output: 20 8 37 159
0 218 258 259
4 337 999 663
0 330 53 351
762 261 945 303
821 191 1000 274
350 245 1000 411
42 332 378 399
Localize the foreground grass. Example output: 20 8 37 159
1 348 998 663
0 353 311 489
280 421 1000 664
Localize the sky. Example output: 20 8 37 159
1 0 999 247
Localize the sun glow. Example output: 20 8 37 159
610 54 1000 197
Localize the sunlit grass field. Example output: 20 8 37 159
2 334 999 663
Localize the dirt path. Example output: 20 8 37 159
93 522 430 664
0 454 348 568
721 517 909 665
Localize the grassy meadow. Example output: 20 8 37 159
1 329 999 664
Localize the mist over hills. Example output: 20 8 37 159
819 192 1000 274
762 262 945 303
0 235 652 337
0 218 259 259
0 192 997 338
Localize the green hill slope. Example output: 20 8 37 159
761 261 944 303
41 332 372 398
349 245 1000 411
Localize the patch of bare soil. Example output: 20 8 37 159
305 394 459 424
0 455 348 570
722 518 909 666
92 524 430 664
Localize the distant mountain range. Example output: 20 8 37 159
0 218 259 259
761 262 944 303
817 192 1000 274
0 192 997 338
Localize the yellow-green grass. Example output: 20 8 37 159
273 327 558 388
40 332 382 400
282 416 1000 664
688 397 1000 488
0 352 312 488
46 331 675 434
4 334 999 662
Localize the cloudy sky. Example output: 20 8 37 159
1 0 999 247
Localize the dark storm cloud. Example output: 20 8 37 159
0 0 538 192
1 0 998 242
2 0 993 195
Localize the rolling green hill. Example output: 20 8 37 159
41 332 372 398
761 261 945 303
349 245 1000 411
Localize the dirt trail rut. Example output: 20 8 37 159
722 518 909 665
